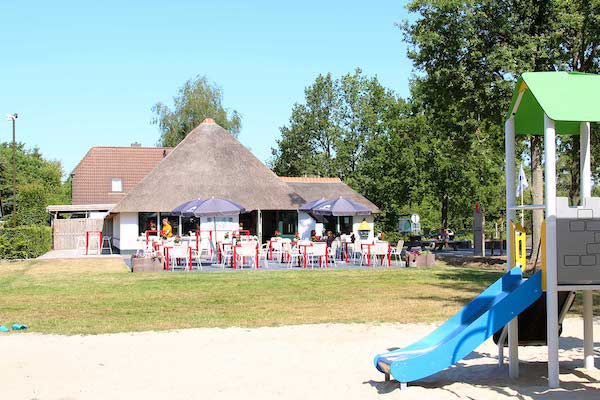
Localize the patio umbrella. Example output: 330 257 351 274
172 197 246 217
309 196 371 217
298 198 327 212
171 199 204 216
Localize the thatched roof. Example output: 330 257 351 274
112 120 304 212
281 177 380 213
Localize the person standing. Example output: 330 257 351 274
326 231 335 247
161 218 173 239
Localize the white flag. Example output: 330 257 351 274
516 163 529 197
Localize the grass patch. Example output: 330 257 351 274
2 258 594 335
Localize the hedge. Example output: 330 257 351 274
0 226 52 260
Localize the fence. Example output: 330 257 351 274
52 218 104 250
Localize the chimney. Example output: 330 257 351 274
131 142 142 147
202 118 215 124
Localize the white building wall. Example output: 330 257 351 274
118 212 139 251
353 215 375 241
299 212 374 240
112 214 121 249
298 212 315 240
200 215 239 243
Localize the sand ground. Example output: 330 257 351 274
1 318 599 400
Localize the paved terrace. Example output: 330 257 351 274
38 247 507 271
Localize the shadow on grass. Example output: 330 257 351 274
426 265 504 298
437 255 506 268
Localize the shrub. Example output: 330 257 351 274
383 231 405 245
0 226 52 259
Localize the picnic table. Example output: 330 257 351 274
406 239 471 251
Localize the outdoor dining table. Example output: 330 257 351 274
232 244 259 269
340 241 351 263
361 243 375 266
161 244 193 271
297 242 313 269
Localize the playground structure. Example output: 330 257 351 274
374 71 599 389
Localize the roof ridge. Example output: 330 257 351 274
279 176 342 183
88 146 173 150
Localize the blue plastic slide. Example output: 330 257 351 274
374 267 542 387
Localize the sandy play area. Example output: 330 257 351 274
1 318 599 399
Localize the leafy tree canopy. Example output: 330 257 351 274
153 75 242 147
0 143 70 223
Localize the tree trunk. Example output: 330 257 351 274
569 135 581 206
530 135 544 271
441 193 449 229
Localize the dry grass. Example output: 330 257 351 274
0 258 510 335
3 257 594 335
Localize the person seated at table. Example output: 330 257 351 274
161 218 173 239
326 231 335 247
147 220 157 231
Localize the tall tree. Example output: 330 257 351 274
403 0 510 229
153 76 242 146
271 69 399 183
0 143 68 220
271 70 413 228
403 0 600 259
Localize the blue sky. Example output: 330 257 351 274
1 1 413 176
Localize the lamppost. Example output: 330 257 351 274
5 113 18 222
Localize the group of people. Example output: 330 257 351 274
437 228 451 250
309 230 356 248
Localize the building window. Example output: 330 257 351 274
111 178 123 192
182 216 200 236
138 212 158 235
339 216 353 234
159 213 180 236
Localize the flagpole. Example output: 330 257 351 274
520 189 524 226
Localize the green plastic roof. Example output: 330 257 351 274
506 72 600 135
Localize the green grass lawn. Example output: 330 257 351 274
0 258 596 335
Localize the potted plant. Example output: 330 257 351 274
131 253 164 272
173 235 182 244
293 232 300 241
406 249 435 267
274 230 281 237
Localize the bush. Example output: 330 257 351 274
0 226 52 259
383 231 405 245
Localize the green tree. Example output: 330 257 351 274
402 0 600 246
12 183 48 226
271 69 400 181
153 75 242 146
0 143 67 221
403 0 510 230
271 70 411 229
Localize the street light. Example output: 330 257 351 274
6 113 18 222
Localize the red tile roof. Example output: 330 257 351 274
71 146 171 205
